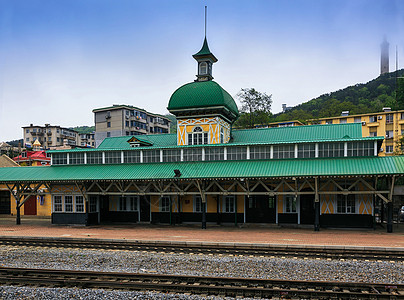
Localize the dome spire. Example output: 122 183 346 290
193 6 217 82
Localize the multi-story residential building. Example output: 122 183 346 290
23 124 79 149
23 125 94 149
79 132 95 148
93 105 171 147
308 108 404 156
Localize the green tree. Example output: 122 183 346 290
397 77 404 109
235 88 272 128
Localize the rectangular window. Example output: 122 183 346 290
107 132 111 137
386 145 394 153
87 152 103 164
193 195 206 213
369 129 377 137
89 196 98 212
386 130 394 138
129 196 138 211
52 153 67 165
107 122 111 128
143 150 160 163
205 147 225 161
386 114 394 124
227 147 247 160
64 196 73 212
75 196 84 212
250 146 271 160
123 151 140 163
318 143 344 158
297 144 315 158
347 141 374 157
163 149 181 162
119 196 127 211
160 196 170 212
369 115 378 123
54 196 63 212
118 196 139 211
183 148 202 161
354 117 361 123
105 151 121 164
69 152 85 165
337 195 356 213
273 145 295 159
223 196 235 213
339 118 347 124
325 119 333 124
284 195 297 213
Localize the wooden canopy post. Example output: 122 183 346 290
314 177 320 232
196 180 206 229
387 176 395 233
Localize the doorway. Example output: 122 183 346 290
300 194 315 224
24 196 37 215
246 195 276 223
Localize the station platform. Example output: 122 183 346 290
0 216 403 250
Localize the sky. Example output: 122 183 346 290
0 0 403 142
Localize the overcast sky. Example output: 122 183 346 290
0 0 403 142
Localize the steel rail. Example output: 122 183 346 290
0 236 403 261
0 267 402 299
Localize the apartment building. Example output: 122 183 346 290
308 108 404 156
23 124 79 149
93 105 171 147
79 133 95 148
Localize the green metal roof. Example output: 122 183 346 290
0 156 403 183
192 37 218 62
48 123 383 153
167 81 239 118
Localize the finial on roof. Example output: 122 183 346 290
205 6 207 39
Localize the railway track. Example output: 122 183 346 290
0 236 403 261
0 267 402 299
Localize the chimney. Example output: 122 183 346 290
383 107 391 112
341 111 349 117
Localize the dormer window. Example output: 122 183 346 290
188 126 208 145
199 62 208 75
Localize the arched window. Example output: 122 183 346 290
199 62 208 75
188 126 208 145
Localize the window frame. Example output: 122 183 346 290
160 196 171 212
193 195 207 213
223 195 236 213
284 195 297 213
188 126 208 145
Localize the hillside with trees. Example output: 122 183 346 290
70 126 95 134
271 69 404 123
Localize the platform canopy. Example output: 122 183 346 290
0 156 403 183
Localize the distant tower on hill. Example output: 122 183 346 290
381 37 389 75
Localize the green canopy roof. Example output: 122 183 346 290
0 156 403 183
167 81 239 119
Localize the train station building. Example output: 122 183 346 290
0 37 403 232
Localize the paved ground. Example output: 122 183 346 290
0 216 403 249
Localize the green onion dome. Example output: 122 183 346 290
167 81 239 121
